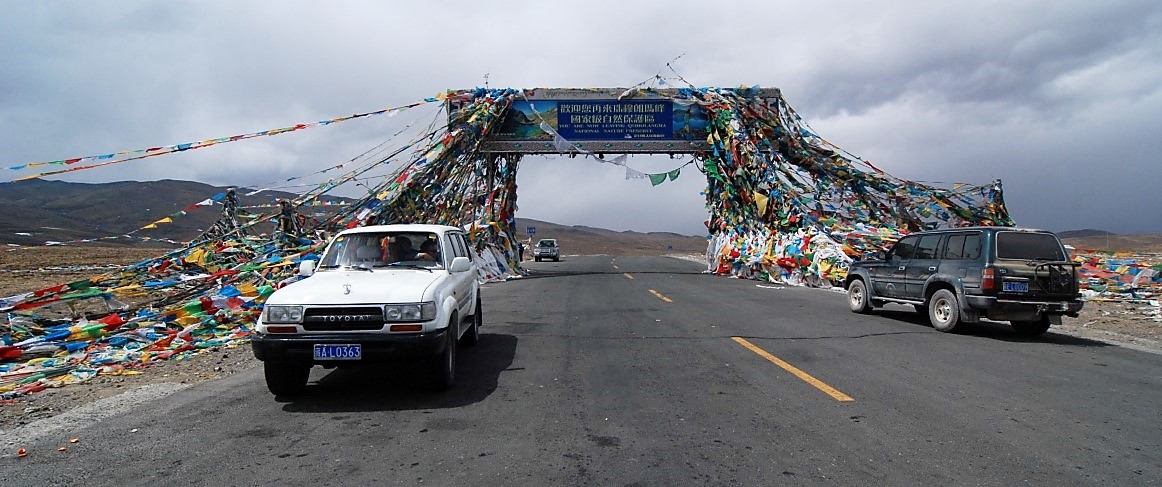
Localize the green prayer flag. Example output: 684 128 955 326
183 300 203 315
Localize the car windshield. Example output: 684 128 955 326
995 232 1066 261
537 240 556 247
317 232 444 269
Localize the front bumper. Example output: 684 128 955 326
251 329 449 364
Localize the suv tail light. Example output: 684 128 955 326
982 268 996 292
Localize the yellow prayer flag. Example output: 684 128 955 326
184 248 207 266
754 191 769 216
236 282 259 297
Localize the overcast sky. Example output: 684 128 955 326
2 1 1159 237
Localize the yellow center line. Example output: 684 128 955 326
731 336 855 402
649 289 673 303
624 273 634 280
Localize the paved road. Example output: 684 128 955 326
4 255 1160 485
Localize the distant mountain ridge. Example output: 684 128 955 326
513 218 708 256
1057 229 1115 238
3 179 1155 254
0 179 710 255
0 179 323 246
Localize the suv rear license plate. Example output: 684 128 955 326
1003 281 1029 293
313 344 361 360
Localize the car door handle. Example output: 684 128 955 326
898 266 906 271
928 266 937 271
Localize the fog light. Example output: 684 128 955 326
389 324 423 332
267 325 298 334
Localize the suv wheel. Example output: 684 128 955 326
264 362 309 396
430 322 457 390
1011 316 1052 337
461 297 481 346
928 289 961 332
847 279 872 314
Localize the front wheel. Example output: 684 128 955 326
928 289 961 332
461 297 481 346
430 324 457 391
264 361 309 396
1011 316 1052 337
847 280 872 314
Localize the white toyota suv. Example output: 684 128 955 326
251 224 482 395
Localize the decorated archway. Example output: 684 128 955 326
322 86 1010 284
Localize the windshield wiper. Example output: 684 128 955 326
385 262 433 272
346 264 374 272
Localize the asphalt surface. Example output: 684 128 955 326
3 255 1160 485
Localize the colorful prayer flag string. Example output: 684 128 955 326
6 100 435 182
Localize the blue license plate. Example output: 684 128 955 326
313 344 361 360
1003 281 1029 293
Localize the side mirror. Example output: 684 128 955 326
449 256 473 273
298 259 316 277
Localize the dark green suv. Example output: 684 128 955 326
844 227 1083 336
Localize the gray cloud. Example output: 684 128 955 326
3 0 1159 236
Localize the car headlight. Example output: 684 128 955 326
384 302 435 322
264 305 304 323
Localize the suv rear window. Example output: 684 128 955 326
996 232 1066 260
943 233 982 260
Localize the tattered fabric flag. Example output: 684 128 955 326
538 120 555 135
552 134 572 154
703 158 723 181
649 173 668 186
625 166 649 180
667 168 681 181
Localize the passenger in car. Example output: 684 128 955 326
393 236 419 261
418 239 439 262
